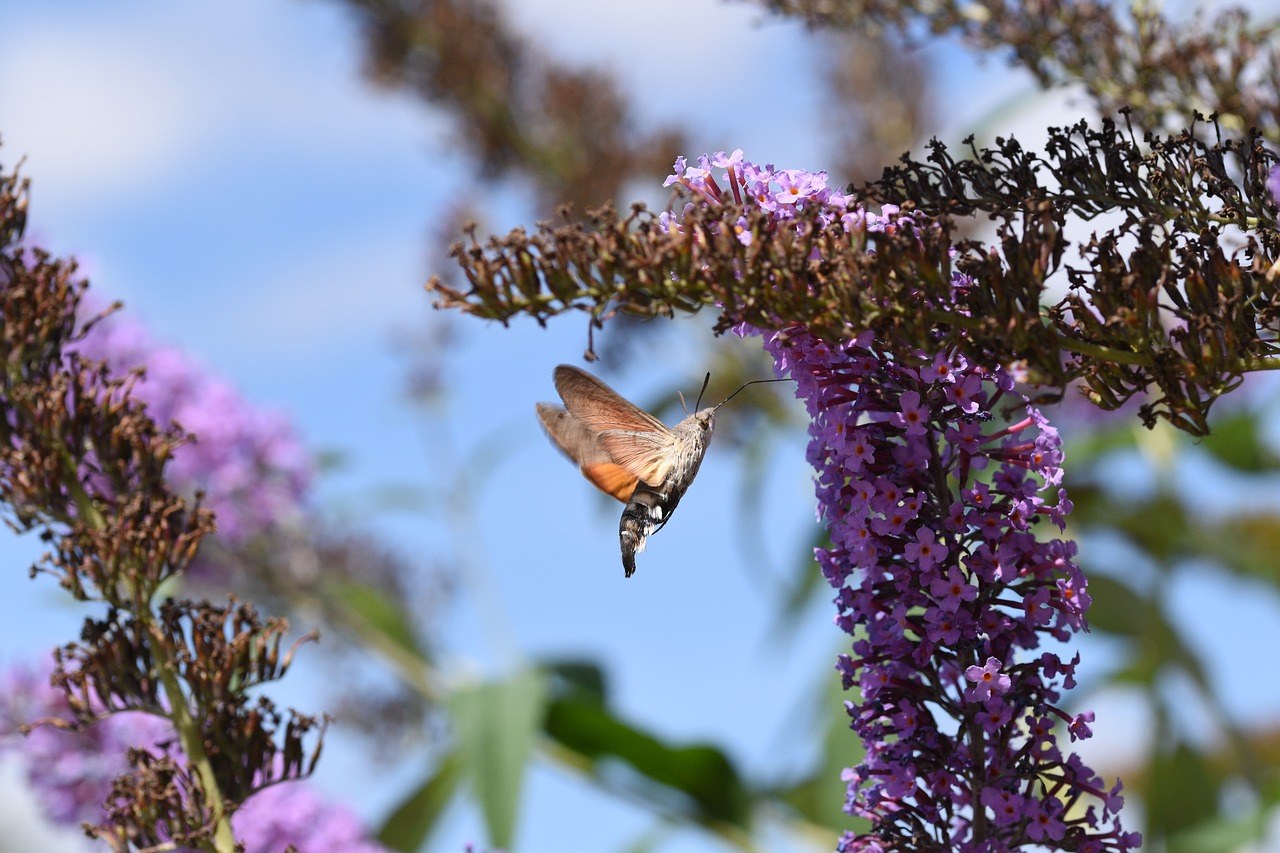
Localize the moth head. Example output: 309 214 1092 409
695 408 715 433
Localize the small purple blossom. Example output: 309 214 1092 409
231 782 393 853
930 565 978 612
965 656 1012 702
1068 709 1096 741
1025 797 1068 843
920 351 961 383
661 156 687 188
946 372 985 414
982 787 1026 826
904 526 948 572
890 390 929 436
1267 164 1280 208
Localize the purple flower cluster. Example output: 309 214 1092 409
0 666 170 826
1268 164 1280 208
229 782 392 853
666 152 1140 850
0 663 389 853
72 303 311 542
662 149 894 242
766 328 1136 851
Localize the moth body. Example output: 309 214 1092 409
618 408 714 575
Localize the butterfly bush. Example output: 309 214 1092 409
71 302 311 543
665 152 1140 851
0 663 390 853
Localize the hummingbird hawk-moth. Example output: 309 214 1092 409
537 365 782 577
536 364 718 577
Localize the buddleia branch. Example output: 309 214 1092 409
761 0 1280 137
429 121 1280 434
1 161 326 853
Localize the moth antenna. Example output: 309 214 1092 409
693 372 712 410
677 389 689 415
714 377 791 410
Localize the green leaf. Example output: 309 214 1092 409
771 525 832 637
1077 575 1147 639
542 658 608 703
376 748 464 852
1148 743 1220 839
324 579 425 662
618 825 671 853
1163 728 1280 851
1167 809 1269 853
1083 576 1214 695
450 668 548 849
1199 410 1277 472
1061 421 1141 466
1191 515 1280 585
1110 494 1191 562
543 693 752 829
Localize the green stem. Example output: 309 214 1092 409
151 639 238 853
57 436 238 853
1052 335 1153 366
58 444 108 532
325 593 442 704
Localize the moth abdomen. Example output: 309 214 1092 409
619 485 677 578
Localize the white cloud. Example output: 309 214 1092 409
198 228 432 366
0 1 439 219
0 14 201 205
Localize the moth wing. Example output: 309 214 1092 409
582 461 640 502
536 402 638 502
553 365 670 435
597 429 675 486
552 365 677 486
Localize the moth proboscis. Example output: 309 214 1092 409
536 364 783 577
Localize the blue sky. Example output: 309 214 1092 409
3 1 1278 852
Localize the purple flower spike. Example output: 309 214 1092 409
678 149 1139 851
758 323 1138 850
71 303 312 544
